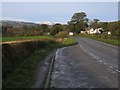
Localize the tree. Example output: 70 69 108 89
75 21 85 33
90 19 100 29
41 24 49 32
67 23 75 32
2 26 7 36
107 21 120 35
99 22 109 30
93 19 99 22
68 12 88 33
71 12 87 22
50 23 63 36
55 31 67 39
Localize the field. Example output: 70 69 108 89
1 36 53 42
78 34 120 46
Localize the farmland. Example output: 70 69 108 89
1 36 53 42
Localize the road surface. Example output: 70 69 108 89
51 36 119 88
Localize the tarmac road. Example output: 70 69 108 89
51 36 119 88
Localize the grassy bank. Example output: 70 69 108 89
1 36 52 42
78 34 120 46
62 38 77 46
2 37 77 88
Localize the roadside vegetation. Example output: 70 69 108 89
62 38 77 46
78 34 120 46
2 39 57 88
2 36 77 88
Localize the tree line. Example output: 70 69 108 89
2 12 120 37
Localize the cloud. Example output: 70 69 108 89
35 21 52 25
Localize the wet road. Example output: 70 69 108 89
51 36 119 88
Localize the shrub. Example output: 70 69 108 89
55 31 68 39
2 39 55 79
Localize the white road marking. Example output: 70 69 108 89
99 60 102 63
78 42 118 74
112 50 118 53
116 69 120 72
109 66 113 68
104 63 107 65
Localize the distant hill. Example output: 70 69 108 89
1 20 52 37
1 20 39 28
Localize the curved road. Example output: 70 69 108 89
51 36 119 88
75 36 119 71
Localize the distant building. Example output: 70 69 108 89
81 28 104 34
81 31 86 34
69 32 74 36
81 28 112 35
107 31 111 35
89 28 102 34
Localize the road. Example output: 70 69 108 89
50 36 119 88
75 36 119 71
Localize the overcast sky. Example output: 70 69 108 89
2 2 118 24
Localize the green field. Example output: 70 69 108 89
1 36 53 42
78 34 120 46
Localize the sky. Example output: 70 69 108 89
2 2 118 24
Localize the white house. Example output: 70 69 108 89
107 31 111 35
69 32 74 36
87 28 104 34
81 28 104 34
89 28 102 34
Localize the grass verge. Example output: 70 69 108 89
62 37 78 47
3 42 58 88
78 34 120 46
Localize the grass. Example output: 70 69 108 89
62 37 78 46
78 34 120 46
3 48 51 88
3 41 59 88
3 37 77 88
1 36 53 42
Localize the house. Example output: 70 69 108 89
81 31 86 34
69 32 74 36
107 31 111 35
81 28 111 35
81 28 101 34
89 28 102 34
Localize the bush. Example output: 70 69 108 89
50 24 63 36
2 39 55 80
62 38 77 46
55 31 68 39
